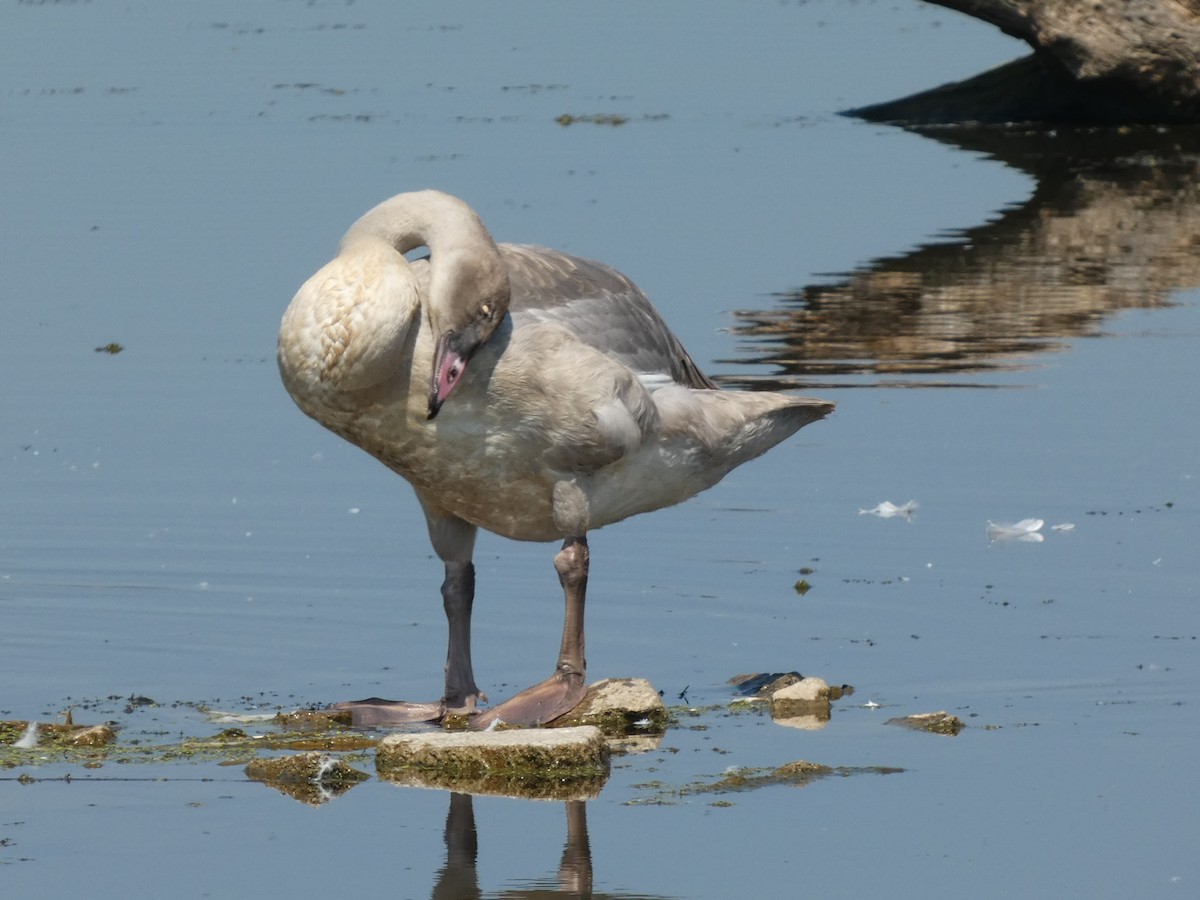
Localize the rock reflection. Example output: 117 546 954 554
719 128 1200 389
433 793 670 900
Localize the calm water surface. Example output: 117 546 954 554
2 2 1196 898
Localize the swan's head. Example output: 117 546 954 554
427 246 510 419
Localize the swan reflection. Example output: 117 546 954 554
432 793 670 900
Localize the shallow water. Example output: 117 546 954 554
2 2 1197 898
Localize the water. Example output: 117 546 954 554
2 2 1197 897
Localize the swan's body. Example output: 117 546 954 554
279 190 833 726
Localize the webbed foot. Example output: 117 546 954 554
331 693 482 727
471 670 587 730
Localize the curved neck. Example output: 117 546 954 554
338 191 511 339
340 190 500 260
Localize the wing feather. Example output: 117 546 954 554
500 244 717 390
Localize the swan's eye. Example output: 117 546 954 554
480 303 491 317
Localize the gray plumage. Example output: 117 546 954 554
278 190 833 726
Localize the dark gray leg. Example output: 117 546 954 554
441 559 484 712
423 502 483 712
330 498 481 725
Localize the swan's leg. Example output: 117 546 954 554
472 536 589 729
558 800 594 895
433 793 480 899
440 558 485 712
331 503 482 725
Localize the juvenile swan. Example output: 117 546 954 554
278 190 833 727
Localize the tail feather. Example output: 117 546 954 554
655 387 834 468
732 394 834 465
777 395 836 430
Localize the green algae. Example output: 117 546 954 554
243 752 371 805
556 113 628 126
554 112 669 127
0 720 117 758
1 715 376 772
886 711 966 736
244 752 370 785
375 726 611 800
6 680 901 803
625 761 905 806
549 678 668 735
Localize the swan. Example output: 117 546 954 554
278 190 833 728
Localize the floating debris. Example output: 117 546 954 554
94 342 124 354
730 672 803 696
731 672 851 701
205 710 279 724
14 722 38 749
1051 522 1076 532
987 518 1045 542
859 500 918 520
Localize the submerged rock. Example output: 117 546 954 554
733 672 853 699
730 671 805 696
549 678 667 734
773 759 836 779
275 708 353 730
886 711 966 736
0 720 118 749
245 751 369 804
769 677 833 729
641 759 905 803
376 725 609 799
68 724 118 747
244 751 369 785
773 677 831 703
